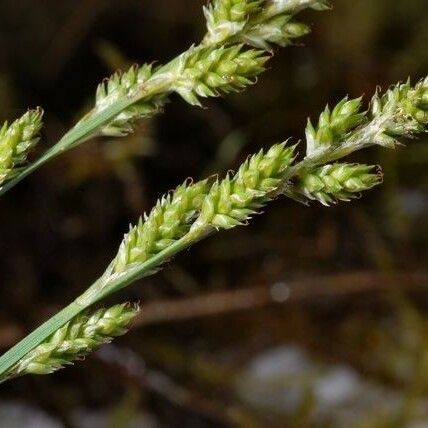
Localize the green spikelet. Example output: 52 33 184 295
82 0 330 139
370 78 428 148
203 0 262 45
303 79 428 161
89 45 268 133
203 0 330 49
93 64 165 136
4 303 139 379
192 142 295 230
242 14 310 49
6 74 428 384
306 97 366 155
114 179 210 272
264 0 331 17
292 163 382 205
0 109 43 184
173 45 269 106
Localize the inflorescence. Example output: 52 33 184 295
2 76 427 383
1 1 427 383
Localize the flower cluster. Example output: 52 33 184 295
0 109 43 184
108 79 428 286
303 78 428 163
0 0 330 194
3 71 428 383
203 0 262 45
89 0 328 137
5 304 139 379
293 163 382 206
109 79 428 281
93 64 166 137
203 0 330 48
265 0 330 16
305 97 366 156
113 179 210 272
172 45 268 106
370 78 428 148
192 143 295 230
242 14 311 49
4 1 428 387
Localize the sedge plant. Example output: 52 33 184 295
0 0 329 195
0 1 428 383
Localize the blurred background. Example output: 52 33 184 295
0 0 428 426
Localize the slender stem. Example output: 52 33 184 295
78 226 212 307
0 0 322 197
0 97 135 197
0 109 394 377
0 301 83 379
0 29 237 198
0 63 176 197
0 226 210 379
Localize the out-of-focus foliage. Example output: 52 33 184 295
0 0 427 426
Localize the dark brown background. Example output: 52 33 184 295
0 1 427 427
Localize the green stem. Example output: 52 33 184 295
0 30 233 198
78 226 211 307
0 14 279 198
0 67 175 198
0 227 209 379
0 108 389 378
0 97 135 197
0 301 83 379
